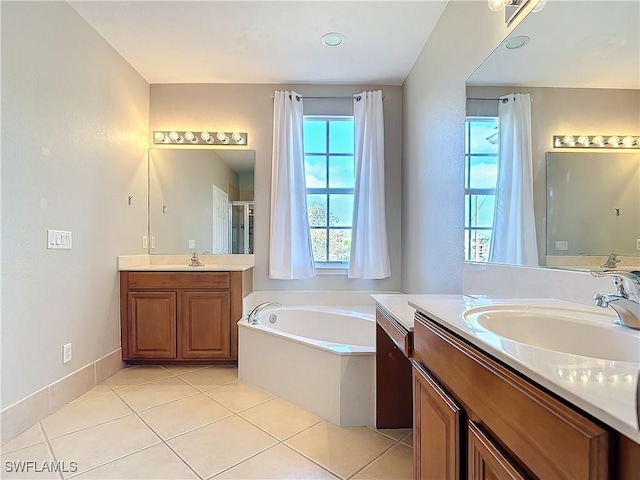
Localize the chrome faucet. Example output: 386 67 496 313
247 301 282 324
189 252 204 267
591 270 640 330
601 253 620 269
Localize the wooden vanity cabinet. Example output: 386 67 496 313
120 270 252 362
412 311 639 480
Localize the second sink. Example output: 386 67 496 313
463 305 640 363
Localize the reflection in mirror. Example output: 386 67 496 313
547 152 639 258
465 0 639 268
149 149 255 254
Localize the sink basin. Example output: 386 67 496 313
463 305 640 363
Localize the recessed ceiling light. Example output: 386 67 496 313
502 35 530 50
321 32 346 48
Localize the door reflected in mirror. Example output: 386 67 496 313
148 148 255 254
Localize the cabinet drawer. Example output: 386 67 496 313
414 313 609 480
128 272 230 290
376 308 412 357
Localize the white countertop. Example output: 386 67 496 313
118 264 254 272
371 294 424 332
408 295 640 444
374 294 640 444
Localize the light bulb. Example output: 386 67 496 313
184 131 198 143
607 136 620 146
532 0 546 13
487 0 508 12
232 132 244 144
621 136 634 147
169 131 183 143
577 135 590 146
153 132 166 143
217 132 229 144
562 135 575 146
201 131 214 144
592 135 605 146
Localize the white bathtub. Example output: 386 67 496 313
238 305 376 427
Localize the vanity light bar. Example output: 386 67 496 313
553 135 639 149
153 131 248 146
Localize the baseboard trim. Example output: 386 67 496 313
0 349 124 445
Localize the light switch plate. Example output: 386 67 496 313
188 240 196 249
48 230 72 250
637 239 640 251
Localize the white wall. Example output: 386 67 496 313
1 2 149 409
401 1 529 293
150 84 403 292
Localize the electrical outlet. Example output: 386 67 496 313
151 236 156 249
142 236 148 249
555 241 568 251
63 343 72 364
637 239 640 251
189 240 196 249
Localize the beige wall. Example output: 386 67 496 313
466 86 640 262
149 149 240 254
1 2 149 409
150 84 403 291
401 1 522 293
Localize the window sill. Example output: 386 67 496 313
315 264 349 276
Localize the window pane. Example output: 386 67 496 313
305 155 327 188
470 230 492 262
307 195 327 226
328 156 354 188
303 120 327 153
310 229 327 262
329 229 351 261
329 194 353 226
468 195 495 228
469 120 498 154
469 155 498 189
329 121 354 154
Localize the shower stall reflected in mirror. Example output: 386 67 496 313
231 201 254 254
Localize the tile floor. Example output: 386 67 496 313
1 366 413 480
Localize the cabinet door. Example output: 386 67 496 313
128 292 176 359
468 421 527 480
413 362 460 480
180 291 230 359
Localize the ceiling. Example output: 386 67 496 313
69 0 448 85
467 0 640 89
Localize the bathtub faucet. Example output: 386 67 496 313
247 301 282 325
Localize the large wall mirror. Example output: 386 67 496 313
465 0 639 269
148 149 255 254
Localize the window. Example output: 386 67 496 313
465 117 499 262
303 116 355 266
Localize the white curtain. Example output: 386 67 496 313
489 93 539 266
269 91 315 279
349 90 391 279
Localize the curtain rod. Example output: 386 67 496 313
467 97 509 103
268 94 386 102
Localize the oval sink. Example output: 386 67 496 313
463 305 640 363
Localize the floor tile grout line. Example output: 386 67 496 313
237 412 324 443
128 407 205 480
42 412 135 443
282 442 347 480
162 412 235 442
39 422 64 480
0 434 48 456
65 442 164 480
203 441 280 480
97 382 205 480
277 442 343 480
346 438 404 480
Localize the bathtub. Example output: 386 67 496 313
238 305 376 427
